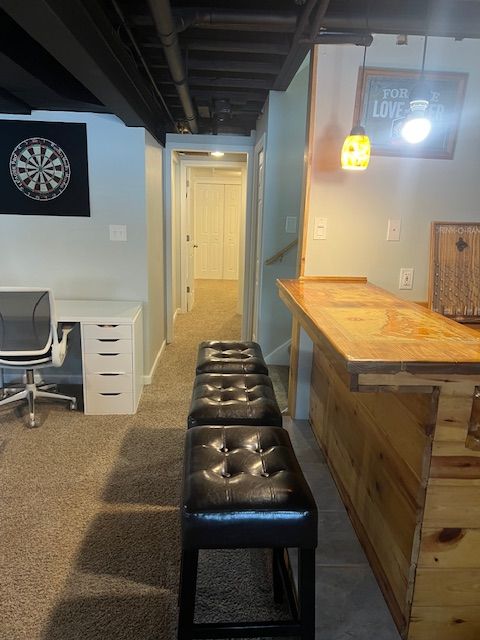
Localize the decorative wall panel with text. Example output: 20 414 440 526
429 221 480 322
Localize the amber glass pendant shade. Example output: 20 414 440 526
341 125 371 171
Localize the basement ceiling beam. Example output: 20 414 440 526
142 37 290 56
132 11 297 32
0 0 172 142
157 75 273 90
274 0 328 91
188 89 268 102
150 58 282 75
0 50 106 113
0 87 30 113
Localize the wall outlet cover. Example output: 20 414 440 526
399 267 414 289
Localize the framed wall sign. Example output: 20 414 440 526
353 68 468 159
0 120 90 216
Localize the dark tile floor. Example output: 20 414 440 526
284 417 402 640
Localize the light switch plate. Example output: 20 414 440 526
387 219 401 241
313 217 327 240
109 224 127 242
285 216 297 233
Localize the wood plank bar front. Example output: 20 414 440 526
278 277 480 640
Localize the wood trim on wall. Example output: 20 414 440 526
297 45 319 278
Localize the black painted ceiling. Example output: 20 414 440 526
0 0 480 142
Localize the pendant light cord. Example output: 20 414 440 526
421 35 428 76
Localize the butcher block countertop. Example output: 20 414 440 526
277 277 480 375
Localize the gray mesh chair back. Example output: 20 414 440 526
0 288 76 427
0 290 53 356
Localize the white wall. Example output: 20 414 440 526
0 111 165 375
257 56 310 362
304 36 480 299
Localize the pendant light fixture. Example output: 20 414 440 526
401 35 432 144
341 44 371 171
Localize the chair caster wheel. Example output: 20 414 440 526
29 416 37 428
70 400 77 410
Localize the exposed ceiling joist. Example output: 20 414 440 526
0 0 172 142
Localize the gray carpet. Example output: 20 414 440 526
0 280 289 640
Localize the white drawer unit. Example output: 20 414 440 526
83 324 132 340
84 353 133 374
86 373 133 393
86 391 134 415
76 304 143 415
84 338 133 354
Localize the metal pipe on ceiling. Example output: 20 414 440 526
146 0 198 133
175 10 297 32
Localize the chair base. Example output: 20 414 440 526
178 547 315 640
0 369 77 427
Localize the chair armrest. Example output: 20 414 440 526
51 324 74 367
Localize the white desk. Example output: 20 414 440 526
57 300 144 415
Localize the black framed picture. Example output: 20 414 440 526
353 68 468 159
0 120 90 216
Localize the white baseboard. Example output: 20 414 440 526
265 339 291 366
143 340 166 385
173 307 182 323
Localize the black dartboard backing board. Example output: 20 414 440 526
0 120 90 216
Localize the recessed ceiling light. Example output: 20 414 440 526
211 151 225 158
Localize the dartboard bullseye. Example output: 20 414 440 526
9 137 71 201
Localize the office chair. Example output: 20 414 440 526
0 288 77 427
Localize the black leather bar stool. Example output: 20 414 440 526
187 373 282 429
178 425 318 640
195 340 268 375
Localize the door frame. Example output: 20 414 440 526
164 133 255 343
250 133 266 341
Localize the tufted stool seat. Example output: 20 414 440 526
178 425 318 640
195 340 268 375
187 372 282 429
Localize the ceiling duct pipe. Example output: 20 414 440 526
146 0 198 133
175 10 297 32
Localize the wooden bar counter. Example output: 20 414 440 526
278 277 480 640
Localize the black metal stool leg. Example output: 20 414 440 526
178 549 199 640
272 548 284 604
298 548 316 640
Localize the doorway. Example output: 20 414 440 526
170 150 248 341
164 134 256 344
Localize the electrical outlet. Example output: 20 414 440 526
399 267 414 289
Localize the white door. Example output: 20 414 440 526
194 183 224 279
252 146 265 340
193 182 242 280
223 184 241 280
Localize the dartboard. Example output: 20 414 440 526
9 137 71 201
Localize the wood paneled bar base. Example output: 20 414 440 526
278 277 480 640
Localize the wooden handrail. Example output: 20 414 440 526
265 239 298 265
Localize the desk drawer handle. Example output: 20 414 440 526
98 324 118 328
98 339 120 343
99 393 121 397
99 373 121 377
98 353 120 356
